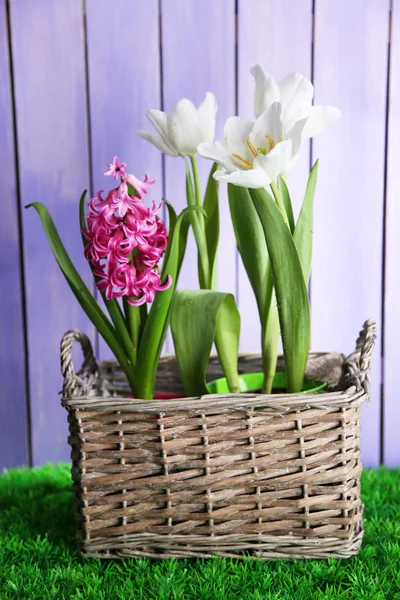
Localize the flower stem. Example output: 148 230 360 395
187 155 211 288
270 180 289 226
123 297 139 367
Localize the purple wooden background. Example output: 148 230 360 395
0 0 397 470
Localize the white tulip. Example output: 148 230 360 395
198 102 306 188
251 65 340 138
138 92 217 157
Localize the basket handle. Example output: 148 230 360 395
60 330 99 397
345 319 377 394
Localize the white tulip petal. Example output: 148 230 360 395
287 117 309 156
198 141 239 173
250 64 280 118
146 109 177 155
137 130 179 157
224 116 254 142
224 116 255 163
197 92 217 143
253 140 293 182
214 167 270 189
278 72 314 124
249 102 283 151
167 98 206 155
303 105 341 138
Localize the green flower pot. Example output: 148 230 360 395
206 371 327 395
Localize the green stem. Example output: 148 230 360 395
189 155 211 288
104 296 136 368
261 296 280 394
270 180 289 226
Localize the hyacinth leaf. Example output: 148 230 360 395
171 290 240 396
293 160 319 285
25 202 136 389
201 163 219 288
78 190 134 364
278 177 295 235
160 199 177 268
135 206 205 399
250 187 310 393
79 189 88 242
228 184 268 316
163 198 190 276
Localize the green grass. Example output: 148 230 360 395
0 464 399 599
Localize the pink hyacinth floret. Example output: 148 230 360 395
84 157 171 305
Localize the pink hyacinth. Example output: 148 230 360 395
84 157 171 305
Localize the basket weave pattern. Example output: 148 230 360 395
60 321 376 560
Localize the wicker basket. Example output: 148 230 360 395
60 320 376 560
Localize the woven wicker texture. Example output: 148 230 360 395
61 320 376 560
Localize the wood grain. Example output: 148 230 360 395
384 0 399 466
10 0 94 465
237 0 313 353
160 0 237 313
0 0 29 469
85 0 162 359
312 0 390 466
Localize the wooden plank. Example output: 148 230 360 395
10 0 94 465
237 0 313 352
0 0 29 470
160 0 237 307
85 0 162 360
312 0 389 466
384 0 399 466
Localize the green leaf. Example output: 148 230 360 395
135 206 205 399
25 202 136 391
293 160 319 284
202 163 220 288
228 184 269 316
184 156 211 289
171 290 240 396
79 189 88 242
278 177 295 234
161 198 178 268
260 271 280 395
250 187 310 393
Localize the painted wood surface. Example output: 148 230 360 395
0 0 29 470
384 0 399 467
312 0 390 467
160 0 237 312
10 0 94 465
237 0 313 353
85 0 162 360
0 1 398 469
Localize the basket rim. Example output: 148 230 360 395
61 385 367 412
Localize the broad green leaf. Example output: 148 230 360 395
171 290 240 396
278 177 295 234
135 206 205 399
250 187 310 393
79 190 135 365
26 202 136 391
293 160 319 284
201 163 219 288
228 184 268 316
